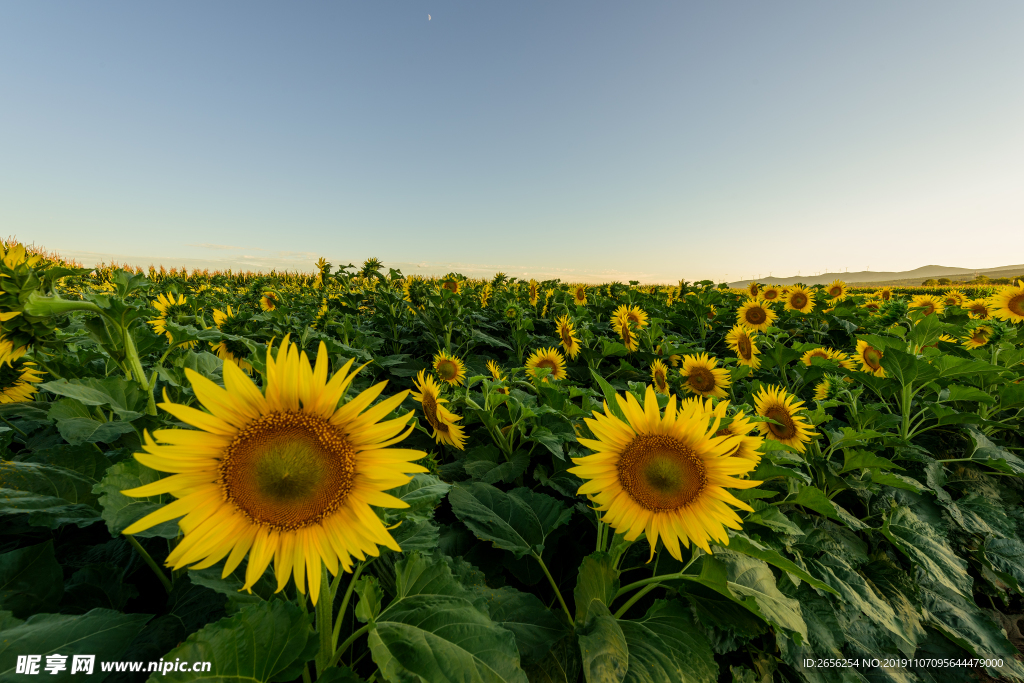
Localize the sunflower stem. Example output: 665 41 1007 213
301 665 312 683
532 551 572 622
613 582 661 619
333 559 371 650
316 563 334 675
127 536 172 594
328 624 370 669
0 414 28 438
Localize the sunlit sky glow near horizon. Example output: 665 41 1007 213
2 1 1023 283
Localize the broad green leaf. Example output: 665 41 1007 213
0 609 151 682
931 355 1001 381
153 600 314 682
522 635 580 683
386 474 450 520
354 576 382 623
619 600 718 683
55 417 137 445
93 459 180 539
956 492 1019 538
724 534 838 597
751 461 812 484
576 600 627 683
392 519 441 553
776 584 861 683
965 427 1024 476
866 471 926 493
449 483 573 558
746 505 804 536
0 541 63 618
0 460 98 507
788 484 840 520
840 449 903 473
0 489 100 529
882 506 972 598
573 552 620 626
878 348 922 388
943 384 995 404
984 537 1024 595
39 377 145 421
470 585 570 666
714 550 809 643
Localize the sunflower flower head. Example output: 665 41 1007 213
679 353 730 399
753 384 815 454
120 336 427 604
989 282 1024 324
785 286 815 314
736 300 778 333
432 350 467 386
555 314 581 359
526 347 567 383
650 359 670 395
412 370 467 450
855 339 886 377
725 325 761 370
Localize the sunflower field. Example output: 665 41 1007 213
3 241 1024 683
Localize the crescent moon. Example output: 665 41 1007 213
427 14 431 20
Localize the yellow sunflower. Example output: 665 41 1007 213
613 304 649 330
861 299 882 314
679 353 730 399
725 324 761 370
120 337 426 604
0 346 44 404
736 300 778 333
572 285 588 306
855 339 886 377
615 316 640 353
688 398 764 464
989 281 1024 324
432 351 467 387
942 290 965 307
650 359 670 395
568 386 760 559
555 315 581 359
210 306 252 373
813 376 852 401
486 360 508 395
528 279 539 306
260 291 279 312
412 370 467 450
747 282 760 299
876 287 893 302
526 347 567 382
760 285 783 302
440 278 460 294
964 298 991 320
785 286 815 314
800 347 855 371
149 293 197 348
479 284 492 309
753 384 815 454
656 345 682 368
910 294 943 317
824 280 848 301
961 325 992 350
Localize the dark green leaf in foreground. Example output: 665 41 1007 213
573 552 620 626
93 459 180 539
449 482 573 558
619 600 718 683
576 600 627 683
0 541 63 618
0 609 151 683
882 506 972 598
724 534 838 597
153 600 313 683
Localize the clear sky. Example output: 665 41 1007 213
2 1 1023 283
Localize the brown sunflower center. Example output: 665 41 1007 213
443 281 458 292
790 293 808 309
880 291 891 301
420 390 440 428
219 411 355 531
970 304 988 316
436 359 459 381
654 369 667 390
862 347 882 370
829 287 842 297
560 325 573 347
763 290 778 300
737 335 752 360
617 434 707 511
688 367 715 393
1009 293 1024 316
745 306 767 325
764 406 797 440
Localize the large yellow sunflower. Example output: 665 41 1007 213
785 286 815 314
613 304 649 330
753 384 815 454
736 300 778 333
989 281 1024 324
679 353 730 399
432 351 467 386
412 370 467 450
824 280 848 301
121 337 426 603
0 344 43 404
855 339 886 377
572 285 588 306
526 347 567 382
568 386 760 559
260 291 279 312
910 294 944 317
964 298 991 320
760 285 783 302
724 324 761 369
555 315 581 359
650 359 670 395
962 325 993 350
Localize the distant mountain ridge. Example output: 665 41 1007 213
726 264 1024 289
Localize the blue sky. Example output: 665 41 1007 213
2 1 1022 283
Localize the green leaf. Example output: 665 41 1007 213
39 377 145 421
965 427 1024 476
93 459 181 539
723 534 838 597
573 552 620 626
370 556 529 683
0 609 151 682
0 541 63 618
0 489 101 529
600 339 629 357
472 328 512 350
153 600 313 682
714 549 809 643
867 471 927 493
983 537 1024 595
788 484 840 520
745 506 804 537
449 482 573 559
55 417 138 445
386 474 451 520
576 600 627 683
470 585 570 666
354 576 381 623
878 347 922 388
931 355 1001 380
882 506 972 599
619 600 718 683
943 384 995 404
0 460 101 529
589 369 628 422
522 635 580 683
840 449 903 473
391 519 441 553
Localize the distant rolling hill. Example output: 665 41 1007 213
727 264 1024 289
